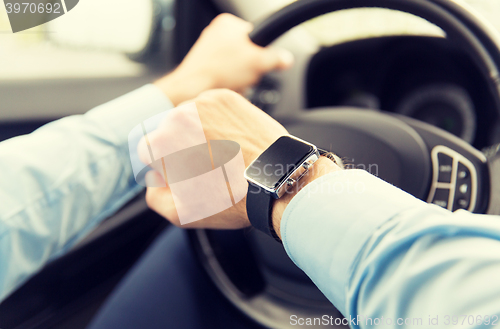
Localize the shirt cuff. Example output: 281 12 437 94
85 84 174 147
280 169 426 315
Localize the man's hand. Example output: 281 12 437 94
142 90 340 234
142 89 288 229
154 13 293 106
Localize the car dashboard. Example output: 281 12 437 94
306 35 499 148
252 35 500 150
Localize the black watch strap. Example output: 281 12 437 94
246 184 281 241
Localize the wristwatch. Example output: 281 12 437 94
244 135 329 241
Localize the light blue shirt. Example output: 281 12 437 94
282 170 500 327
1 85 500 328
0 85 173 301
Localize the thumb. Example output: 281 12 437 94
258 47 294 72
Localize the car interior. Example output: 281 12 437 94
2 0 500 328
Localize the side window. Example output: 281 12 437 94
0 0 176 141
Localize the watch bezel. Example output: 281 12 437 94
244 135 319 199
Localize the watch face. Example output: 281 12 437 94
245 136 315 191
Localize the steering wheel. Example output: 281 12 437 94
189 1 500 328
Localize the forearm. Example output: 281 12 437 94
154 67 216 107
349 208 500 328
0 85 173 301
275 169 500 326
275 169 425 312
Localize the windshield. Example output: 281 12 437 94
227 0 500 46
2 0 500 81
0 5 146 81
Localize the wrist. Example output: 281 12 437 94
154 67 216 106
271 157 342 239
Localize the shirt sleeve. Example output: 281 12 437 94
0 84 173 301
281 169 500 327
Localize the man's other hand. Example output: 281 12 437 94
154 13 294 106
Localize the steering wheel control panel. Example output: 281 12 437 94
428 145 478 212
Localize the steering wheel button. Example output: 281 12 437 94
457 163 472 182
433 200 447 208
457 198 469 209
459 184 469 194
458 170 468 179
436 153 454 183
432 188 450 209
437 164 453 182
440 165 453 172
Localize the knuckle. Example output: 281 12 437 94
145 131 163 151
145 188 158 208
167 106 184 122
213 13 234 24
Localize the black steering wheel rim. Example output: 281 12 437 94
191 1 500 328
250 0 500 116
